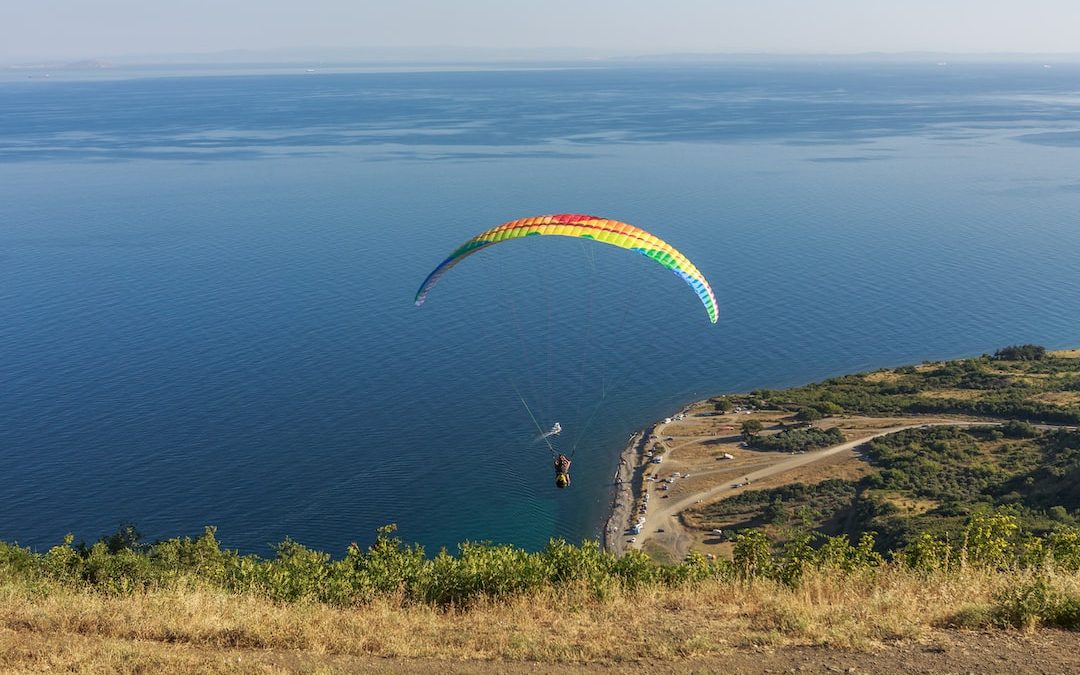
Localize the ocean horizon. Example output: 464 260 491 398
2 60 1079 555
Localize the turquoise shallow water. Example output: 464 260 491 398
1 62 1079 554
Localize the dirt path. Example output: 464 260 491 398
5 626 1078 673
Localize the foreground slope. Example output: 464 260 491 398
3 346 1080 672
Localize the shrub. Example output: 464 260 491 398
962 512 1020 569
750 427 844 453
994 345 1047 361
732 529 772 580
900 532 953 572
992 576 1080 630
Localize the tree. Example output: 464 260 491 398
993 344 1047 361
1049 506 1073 524
819 401 844 416
98 523 143 554
765 497 789 525
741 420 764 440
1001 420 1038 439
713 397 733 413
795 407 823 423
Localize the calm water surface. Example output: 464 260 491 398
2 62 1079 554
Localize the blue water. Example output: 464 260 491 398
2 61 1079 555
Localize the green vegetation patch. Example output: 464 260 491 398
751 347 1080 424
750 426 845 453
4 514 1080 609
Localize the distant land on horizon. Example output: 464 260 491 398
8 47 1080 70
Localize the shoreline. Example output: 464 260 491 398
602 405 691 555
601 427 648 555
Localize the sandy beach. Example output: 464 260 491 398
601 428 649 555
601 403 694 555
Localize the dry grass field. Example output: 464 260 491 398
3 566 1079 672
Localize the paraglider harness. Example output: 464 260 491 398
554 453 572 489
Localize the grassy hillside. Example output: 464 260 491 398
747 346 1080 424
2 514 1080 670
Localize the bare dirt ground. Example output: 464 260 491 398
5 626 1079 673
608 405 991 561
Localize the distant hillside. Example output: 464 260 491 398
690 347 1080 549
750 345 1080 424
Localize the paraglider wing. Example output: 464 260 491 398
414 214 718 323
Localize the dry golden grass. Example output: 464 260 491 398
3 566 1077 672
882 496 939 516
915 389 985 401
1051 349 1080 359
1033 391 1080 406
1012 373 1054 382
862 371 901 383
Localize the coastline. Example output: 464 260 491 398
602 348 1080 560
602 408 691 555
602 402 695 555
601 427 649 555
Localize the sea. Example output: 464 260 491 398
2 59 1079 555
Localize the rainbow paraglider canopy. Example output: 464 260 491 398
414 214 718 323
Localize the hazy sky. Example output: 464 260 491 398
6 0 1080 62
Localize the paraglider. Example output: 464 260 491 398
414 214 718 324
554 453 572 489
415 214 717 489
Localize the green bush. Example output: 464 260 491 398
732 529 772 580
994 345 1047 362
962 512 1020 569
750 427 844 453
5 520 1080 610
992 576 1080 630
